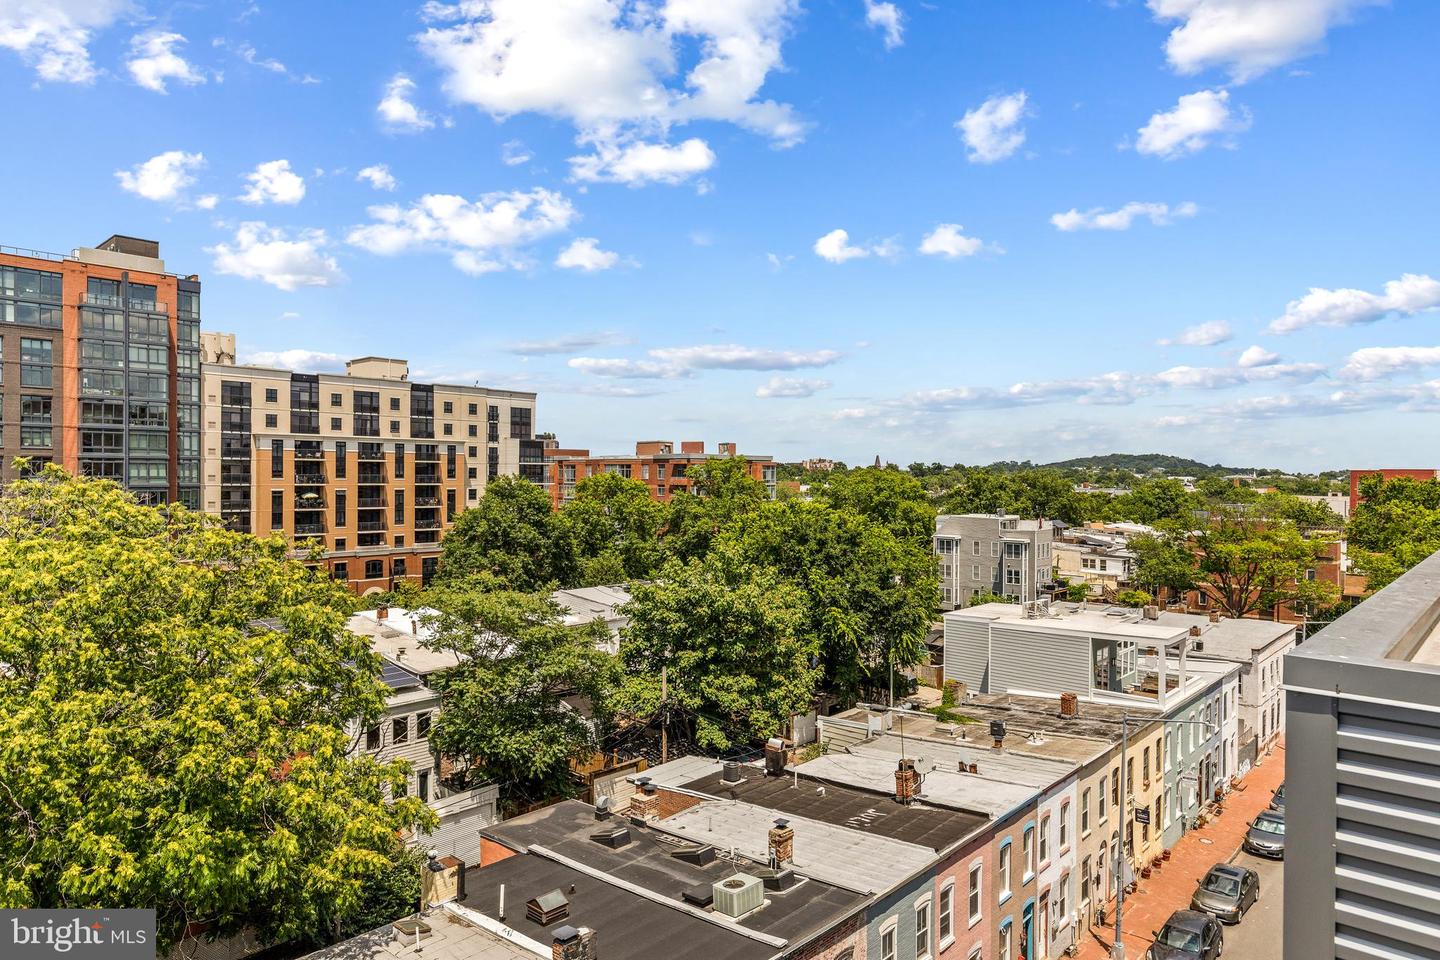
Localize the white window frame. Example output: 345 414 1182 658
999 842 1013 905
938 880 955 949
1039 815 1051 866
1057 872 1070 921
914 894 932 960
1022 827 1035 882
968 860 983 926
1098 777 1108 822
1059 801 1071 850
999 920 1013 960
1081 788 1091 835
879 917 898 960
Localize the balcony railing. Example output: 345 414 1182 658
81 292 169 313
294 449 324 460
358 520 387 532
358 448 385 461
358 472 386 485
358 497 386 508
414 519 442 530
294 523 325 536
294 497 326 509
415 496 441 507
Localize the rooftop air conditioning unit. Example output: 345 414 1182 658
712 874 764 918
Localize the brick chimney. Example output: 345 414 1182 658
768 818 794 865
629 780 659 820
552 926 597 960
376 604 389 620
895 758 919 804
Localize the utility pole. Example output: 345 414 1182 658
660 663 668 764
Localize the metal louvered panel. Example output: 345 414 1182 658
943 617 991 693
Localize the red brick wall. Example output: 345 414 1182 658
792 911 866 960
654 786 704 819
478 837 518 867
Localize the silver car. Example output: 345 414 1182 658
1189 863 1259 923
1243 810 1286 859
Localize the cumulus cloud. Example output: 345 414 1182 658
346 188 577 275
1158 320 1233 347
1269 273 1440 334
555 237 621 272
417 0 810 170
918 224 988 259
0 0 130 83
814 228 881 263
240 159 306 205
757 376 831 398
504 332 629 355
378 73 435 132
863 0 903 49
956 91 1028 164
127 31 206 93
115 150 205 202
208 222 344 291
241 348 346 372
1340 346 1440 381
1237 345 1280 368
356 164 398 191
570 342 842 380
501 139 533 166
1051 201 1198 231
569 137 716 187
1148 0 1382 83
1136 89 1250 159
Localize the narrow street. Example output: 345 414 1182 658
1079 742 1286 960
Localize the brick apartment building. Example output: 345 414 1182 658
1 235 200 507
544 439 777 508
200 346 539 593
1349 467 1438 512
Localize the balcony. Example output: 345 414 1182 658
358 520 387 533
82 292 167 313
294 448 324 460
415 518 442 530
294 496 326 510
415 496 441 507
414 470 440 485
358 496 386 508
294 522 325 536
358 472 386 486
294 468 326 483
358 447 385 461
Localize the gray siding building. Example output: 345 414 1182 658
1284 550 1440 960
935 514 1057 609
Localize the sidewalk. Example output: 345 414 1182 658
1078 742 1286 960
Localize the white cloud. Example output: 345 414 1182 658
0 0 129 84
1158 320 1233 347
1148 0 1382 83
346 188 577 275
208 222 344 291
239 159 306 205
1051 200 1198 231
504 332 628 355
126 31 206 93
863 0 903 49
757 376 831 398
569 137 716 186
356 164 398 191
956 91 1028 164
237 41 286 74
378 73 435 132
195 194 219 210
918 223 985 259
1269 273 1440 334
1136 89 1251 159
1237 345 1280 367
1340 346 1440 381
417 0 809 155
241 349 346 372
555 237 621 272
814 228 876 263
501 139 533 166
115 150 205 202
571 342 841 380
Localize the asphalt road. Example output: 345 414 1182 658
1220 849 1284 960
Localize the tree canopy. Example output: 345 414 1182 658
436 474 575 590
1193 509 1338 618
1348 474 1440 589
0 469 429 948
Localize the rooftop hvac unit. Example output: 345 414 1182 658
712 874 764 918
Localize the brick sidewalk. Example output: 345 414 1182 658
1078 742 1286 959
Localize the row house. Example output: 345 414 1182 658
934 514 1058 610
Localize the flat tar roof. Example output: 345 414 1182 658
298 908 533 960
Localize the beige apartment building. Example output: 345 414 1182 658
201 339 539 592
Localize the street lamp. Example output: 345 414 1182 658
1111 713 1219 960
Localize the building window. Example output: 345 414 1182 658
998 841 1012 902
19 338 52 387
915 899 930 960
365 559 383 580
879 920 896 960
939 881 954 946
390 396 400 411
392 716 409 745
265 388 278 403
365 725 381 751
1081 789 1091 833
1057 873 1069 921
417 712 430 739
334 441 347 478
333 561 348 581
1060 801 1070 849
335 490 347 528
394 443 405 478
1111 768 1120 808
999 921 1012 960
265 413 278 428
331 417 342 430
442 400 453 414
331 392 342 406
1039 815 1050 864
418 771 430 802
271 439 284 477
271 490 284 530
1081 856 1091 906
1023 826 1035 880
968 862 982 923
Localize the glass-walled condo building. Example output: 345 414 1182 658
200 347 539 593
0 236 200 508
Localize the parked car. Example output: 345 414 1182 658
1243 810 1286 859
1147 910 1224 960
1189 863 1260 923
1269 783 1285 812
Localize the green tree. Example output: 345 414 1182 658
968 591 1016 606
720 500 938 704
817 468 936 546
1128 532 1198 596
0 469 430 949
1347 474 1440 589
616 550 818 751
1112 478 1195 525
1113 589 1153 608
1065 581 1093 602
1194 512 1338 618
423 588 619 807
436 475 576 590
663 457 769 560
559 472 668 583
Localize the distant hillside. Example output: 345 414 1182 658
1042 453 1253 476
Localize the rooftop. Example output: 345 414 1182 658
793 752 1037 819
298 907 535 960
679 766 988 851
1292 547 1440 668
347 607 462 677
950 602 1194 644
461 847 782 960
936 513 1053 533
886 696 1152 754
481 800 865 944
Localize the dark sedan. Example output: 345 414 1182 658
1243 810 1286 859
1269 783 1285 812
1189 863 1260 923
1147 910 1224 960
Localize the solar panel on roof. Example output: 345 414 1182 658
380 659 422 689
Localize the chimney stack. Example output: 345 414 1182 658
768 818 794 866
552 926 597 960
1059 693 1079 719
990 719 1007 751
628 779 659 820
894 758 919 804
376 604 389 620
1208 610 1221 623
764 738 788 777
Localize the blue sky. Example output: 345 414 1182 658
2 0 1437 471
